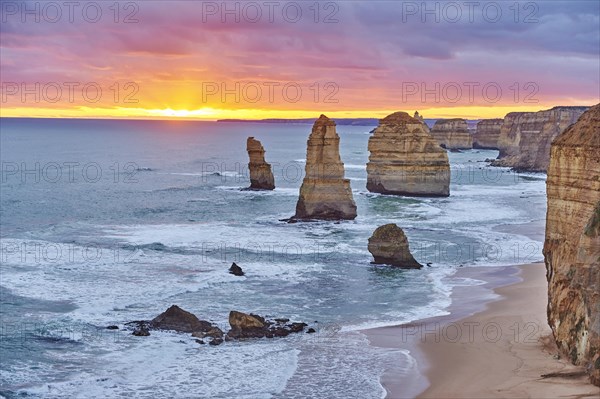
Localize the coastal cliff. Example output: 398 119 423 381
246 137 275 190
473 119 503 149
429 118 472 149
366 112 450 197
293 115 357 220
543 103 600 386
492 106 588 172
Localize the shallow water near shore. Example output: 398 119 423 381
0 118 546 398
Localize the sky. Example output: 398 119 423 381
1 0 599 120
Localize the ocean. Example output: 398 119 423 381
0 118 547 398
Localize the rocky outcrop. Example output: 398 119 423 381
229 311 265 330
366 111 450 197
229 262 244 276
150 305 214 333
473 119 503 149
543 103 600 386
293 115 357 220
429 118 472 149
129 306 311 346
492 106 588 172
246 137 275 190
225 311 308 340
368 223 422 268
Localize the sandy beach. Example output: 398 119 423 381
366 263 600 398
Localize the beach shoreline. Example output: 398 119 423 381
364 262 600 398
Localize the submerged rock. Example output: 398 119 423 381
246 137 275 190
192 327 224 340
132 327 150 336
150 305 214 333
429 118 472 149
292 115 357 221
130 322 150 337
366 111 450 197
209 337 224 346
543 103 600 386
228 262 245 276
368 223 422 268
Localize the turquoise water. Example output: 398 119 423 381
0 118 546 398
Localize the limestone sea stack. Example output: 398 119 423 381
366 111 450 197
429 118 472 149
473 119 503 149
293 115 357 220
492 106 588 172
543 103 600 386
246 137 275 190
368 224 422 268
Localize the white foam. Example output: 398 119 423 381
21 334 299 399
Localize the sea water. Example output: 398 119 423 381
0 118 547 398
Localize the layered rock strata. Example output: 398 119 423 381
543 103 600 386
473 119 503 149
492 106 588 172
366 111 450 197
247 137 275 190
429 118 472 149
293 115 357 220
414 111 430 133
368 223 422 268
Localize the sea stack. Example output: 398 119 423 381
246 137 275 190
429 118 472 149
292 115 357 220
543 103 600 386
492 106 588 172
473 119 503 149
368 224 422 268
366 111 450 197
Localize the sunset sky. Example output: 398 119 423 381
1 0 599 120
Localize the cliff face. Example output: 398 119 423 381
473 119 503 149
366 112 450 197
492 106 588 172
293 115 357 220
543 103 600 386
429 118 472 149
246 137 275 190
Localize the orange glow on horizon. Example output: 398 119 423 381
2 103 597 121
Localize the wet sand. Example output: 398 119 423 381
365 263 600 398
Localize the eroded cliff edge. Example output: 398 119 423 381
473 119 503 149
429 118 472 149
493 106 588 172
543 103 600 386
